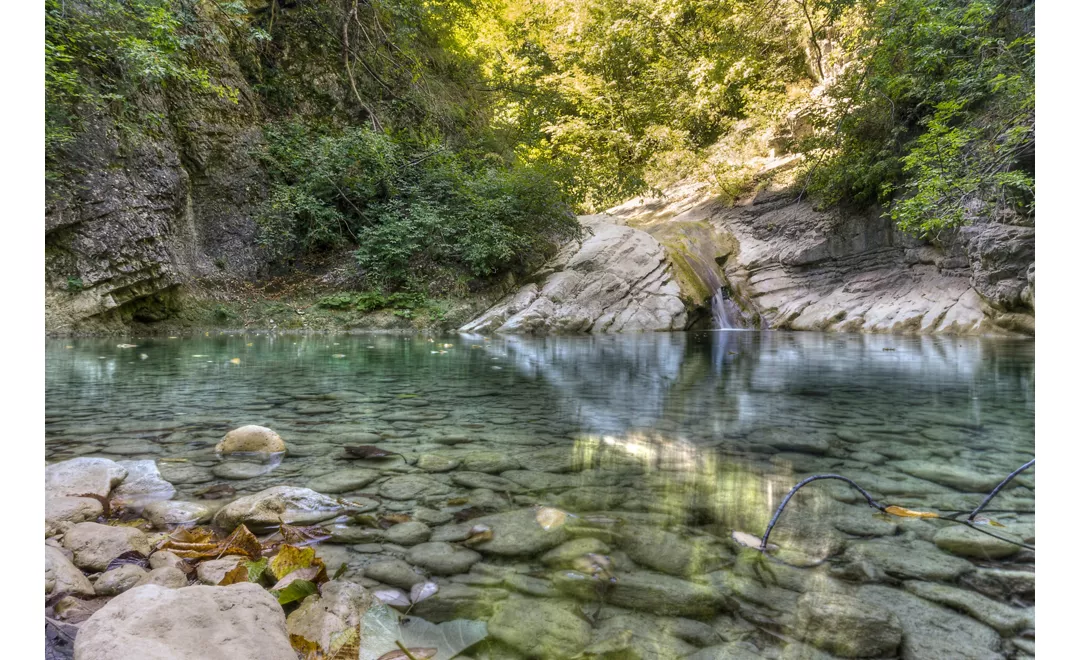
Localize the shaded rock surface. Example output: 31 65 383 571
857 584 1004 660
488 596 593 658
94 564 150 596
933 525 1022 559
45 545 95 597
794 592 901 658
142 500 214 528
62 522 150 572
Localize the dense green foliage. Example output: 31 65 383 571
46 0 1035 287
257 121 575 289
480 0 815 212
44 0 251 166
801 0 1035 235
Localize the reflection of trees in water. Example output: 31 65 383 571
496 332 1034 443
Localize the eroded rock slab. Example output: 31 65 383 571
74 583 295 660
461 218 689 334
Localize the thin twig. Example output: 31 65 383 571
759 474 886 550
395 640 421 660
968 459 1035 521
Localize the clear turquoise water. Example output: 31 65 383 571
45 332 1035 658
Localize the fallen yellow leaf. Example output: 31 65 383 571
884 505 940 519
230 358 241 364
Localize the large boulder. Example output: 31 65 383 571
45 457 127 499
794 592 901 658
596 183 1034 335
460 218 689 334
62 522 151 572
213 486 345 531
45 545 94 597
215 425 286 454
73 583 295 660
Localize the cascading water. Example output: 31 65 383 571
710 286 745 330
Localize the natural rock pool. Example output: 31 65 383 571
45 331 1035 659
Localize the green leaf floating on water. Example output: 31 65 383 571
358 599 488 660
273 578 318 605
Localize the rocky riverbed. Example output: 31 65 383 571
45 333 1035 659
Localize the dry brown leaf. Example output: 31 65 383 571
463 524 493 547
218 562 250 586
289 633 321 658
325 627 360 660
163 524 263 560
278 523 332 546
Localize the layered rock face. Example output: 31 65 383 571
45 33 265 334
464 180 1034 335
460 217 692 334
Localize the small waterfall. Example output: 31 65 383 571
710 287 745 330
